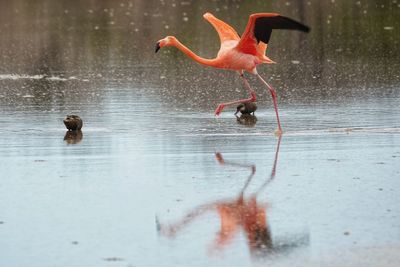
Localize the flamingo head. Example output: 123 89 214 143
155 36 177 53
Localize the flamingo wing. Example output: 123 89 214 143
236 13 310 55
257 42 268 57
203 13 240 45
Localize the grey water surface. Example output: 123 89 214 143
0 1 399 267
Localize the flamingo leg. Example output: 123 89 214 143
214 73 256 116
254 135 282 196
256 74 283 134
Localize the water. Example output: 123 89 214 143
0 1 400 266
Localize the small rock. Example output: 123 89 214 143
64 130 83 144
103 257 124 262
236 114 257 127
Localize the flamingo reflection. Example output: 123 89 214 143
158 136 307 258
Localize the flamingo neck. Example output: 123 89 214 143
171 38 218 67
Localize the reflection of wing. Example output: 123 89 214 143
271 232 310 254
157 204 216 237
155 216 161 232
203 12 240 47
236 13 310 55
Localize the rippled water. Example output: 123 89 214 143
0 1 400 266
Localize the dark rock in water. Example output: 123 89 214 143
64 130 83 144
103 257 124 262
235 102 257 115
63 115 83 131
236 114 257 127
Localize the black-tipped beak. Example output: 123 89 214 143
155 42 161 53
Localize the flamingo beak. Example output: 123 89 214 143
155 42 161 53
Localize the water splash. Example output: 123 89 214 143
0 74 89 81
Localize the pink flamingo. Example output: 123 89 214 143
156 13 310 134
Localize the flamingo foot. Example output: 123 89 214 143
214 103 225 116
274 128 283 136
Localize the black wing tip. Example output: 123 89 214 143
254 15 310 43
278 15 311 32
302 25 311 33
300 22 311 33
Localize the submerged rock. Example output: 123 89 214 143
64 130 83 144
236 114 257 127
63 115 83 131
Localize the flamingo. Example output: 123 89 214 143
155 12 310 134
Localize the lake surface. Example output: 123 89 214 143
0 1 399 266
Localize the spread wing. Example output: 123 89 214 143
236 13 310 55
203 12 240 46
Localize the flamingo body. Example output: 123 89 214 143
216 41 262 73
156 12 310 134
